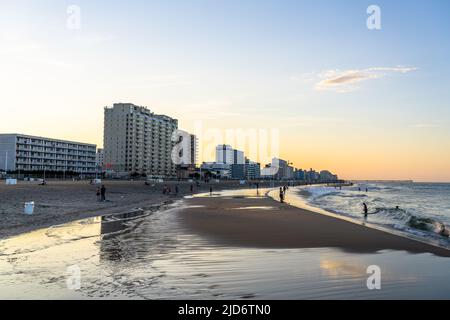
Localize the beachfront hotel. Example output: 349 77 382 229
0 133 97 175
95 148 104 169
175 133 199 179
103 103 178 177
215 144 244 165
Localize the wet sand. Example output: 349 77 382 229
0 180 248 239
181 190 450 257
2 188 450 299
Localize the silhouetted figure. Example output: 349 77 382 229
440 224 449 237
363 202 368 219
190 184 194 193
101 185 106 202
96 187 101 201
366 188 368 193
210 187 213 196
279 187 284 203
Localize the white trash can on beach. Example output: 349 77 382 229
24 202 35 215
5 179 17 185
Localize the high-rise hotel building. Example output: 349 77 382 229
0 134 97 175
103 103 178 177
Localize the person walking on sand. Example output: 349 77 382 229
96 187 101 201
279 187 284 203
100 185 106 202
362 202 368 219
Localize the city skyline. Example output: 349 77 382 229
1 1 450 182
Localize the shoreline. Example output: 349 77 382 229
0 180 254 240
3 182 450 259
269 187 450 253
179 188 450 257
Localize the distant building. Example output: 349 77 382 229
260 158 293 180
200 162 230 179
215 145 244 165
319 170 338 182
0 133 97 176
176 133 198 179
230 158 261 180
306 168 320 182
294 169 306 181
103 103 178 177
230 163 245 180
245 159 261 180
96 148 104 169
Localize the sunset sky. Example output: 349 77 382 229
1 0 450 182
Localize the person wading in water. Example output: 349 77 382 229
362 202 368 219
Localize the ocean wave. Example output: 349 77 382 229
298 184 450 242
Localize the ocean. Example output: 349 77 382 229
295 182 450 248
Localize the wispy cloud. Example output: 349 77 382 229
292 66 417 93
410 123 439 129
316 66 417 92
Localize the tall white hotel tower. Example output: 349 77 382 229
103 103 178 177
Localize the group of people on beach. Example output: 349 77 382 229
162 184 198 195
96 185 106 202
279 185 289 203
163 184 180 195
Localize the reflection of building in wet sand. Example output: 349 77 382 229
99 211 148 262
98 209 183 263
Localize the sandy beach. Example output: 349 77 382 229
181 189 450 257
2 186 450 299
0 180 249 239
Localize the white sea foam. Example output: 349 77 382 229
295 183 450 247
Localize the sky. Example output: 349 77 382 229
1 0 450 182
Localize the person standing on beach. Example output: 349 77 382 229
101 185 106 202
96 187 101 201
362 202 368 219
279 187 284 203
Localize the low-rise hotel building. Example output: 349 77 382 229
0 133 97 175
